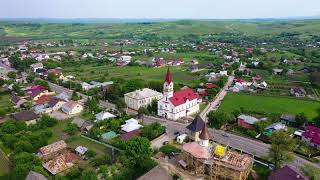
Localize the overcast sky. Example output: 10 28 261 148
1 0 320 19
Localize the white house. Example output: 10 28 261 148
95 111 116 122
121 118 143 133
30 63 44 72
158 67 200 120
124 88 163 110
61 100 83 115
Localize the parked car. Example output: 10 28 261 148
163 141 169 145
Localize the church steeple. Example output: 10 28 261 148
165 66 172 84
163 66 174 101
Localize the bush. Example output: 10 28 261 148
159 144 181 155
141 122 165 140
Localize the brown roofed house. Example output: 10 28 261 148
12 110 39 126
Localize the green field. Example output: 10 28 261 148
64 64 207 86
67 136 111 156
218 93 320 119
1 20 320 41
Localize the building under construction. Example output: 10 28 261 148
182 116 253 180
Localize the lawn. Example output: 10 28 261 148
67 136 111 156
218 93 320 119
64 64 207 86
48 119 72 144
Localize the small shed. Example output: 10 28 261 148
75 146 88 156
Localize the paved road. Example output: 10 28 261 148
48 81 116 110
142 115 320 170
200 75 234 121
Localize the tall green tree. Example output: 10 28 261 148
207 111 233 129
268 130 296 169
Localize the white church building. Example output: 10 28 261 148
158 67 201 120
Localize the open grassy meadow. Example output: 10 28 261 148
1 20 320 41
218 93 320 119
64 64 207 86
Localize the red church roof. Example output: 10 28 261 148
169 88 198 106
165 67 172 83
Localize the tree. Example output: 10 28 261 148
159 144 181 155
63 122 78 135
138 107 149 118
301 164 320 180
141 122 165 140
86 97 100 113
81 170 98 180
7 71 17 79
124 137 155 177
146 99 158 115
71 91 81 101
125 137 153 165
38 114 57 128
27 74 35 83
207 111 233 129
47 73 57 82
296 113 308 128
268 130 296 169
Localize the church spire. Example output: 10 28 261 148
165 66 172 84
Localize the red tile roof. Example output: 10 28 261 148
302 125 320 145
205 83 216 89
169 88 198 106
35 95 52 105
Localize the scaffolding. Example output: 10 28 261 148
182 147 253 180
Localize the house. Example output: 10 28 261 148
12 110 39 126
61 101 83 115
25 171 47 180
101 131 118 141
48 97 67 111
264 123 287 137
273 68 283 75
120 129 141 141
290 88 307 98
81 81 113 91
280 113 296 126
38 140 67 160
137 165 173 180
302 125 320 150
125 88 163 111
54 93 70 101
11 95 27 108
158 67 200 120
237 115 265 129
30 63 44 72
121 118 143 133
72 117 86 129
42 152 78 175
80 121 93 133
75 146 88 156
186 115 206 141
268 165 307 180
95 111 116 122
